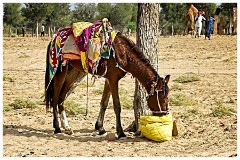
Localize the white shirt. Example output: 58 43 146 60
195 15 206 28
41 25 44 32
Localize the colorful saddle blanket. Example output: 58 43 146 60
47 21 116 89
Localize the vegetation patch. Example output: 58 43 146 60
9 98 38 109
119 87 133 109
181 108 201 118
79 80 94 88
173 74 200 83
210 99 236 117
18 53 30 58
210 106 236 117
120 95 133 109
3 104 12 112
92 86 104 95
64 100 86 116
171 83 184 91
3 75 14 82
170 93 196 106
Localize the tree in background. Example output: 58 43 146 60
72 3 97 23
3 3 23 36
46 3 71 37
220 3 237 34
97 3 112 21
160 3 188 35
22 3 53 37
109 4 133 32
127 4 138 33
3 3 237 37
193 3 217 16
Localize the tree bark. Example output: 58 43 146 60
9 27 12 37
233 7 237 34
36 20 39 38
131 3 160 133
213 15 218 35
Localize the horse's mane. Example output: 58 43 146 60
114 33 159 83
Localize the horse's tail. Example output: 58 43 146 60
45 42 53 112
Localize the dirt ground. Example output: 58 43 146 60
2 34 237 157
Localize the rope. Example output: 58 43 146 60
156 90 162 112
85 73 89 116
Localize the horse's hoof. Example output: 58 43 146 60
118 132 126 139
119 136 127 140
98 129 107 135
64 128 74 135
134 130 141 136
54 128 61 134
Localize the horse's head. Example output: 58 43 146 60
147 75 170 116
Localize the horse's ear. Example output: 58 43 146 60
165 75 170 84
116 31 122 36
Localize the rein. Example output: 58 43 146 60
146 77 169 114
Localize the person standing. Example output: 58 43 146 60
194 11 206 38
22 25 26 37
41 24 45 37
128 28 131 37
205 15 215 40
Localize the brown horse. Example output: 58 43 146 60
45 32 170 139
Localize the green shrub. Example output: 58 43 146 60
64 100 86 116
79 80 94 88
182 108 201 118
3 75 14 82
9 98 38 109
3 104 12 112
120 95 133 109
19 53 30 58
92 86 104 95
171 83 184 91
170 93 196 106
119 87 133 109
173 74 200 83
210 105 236 117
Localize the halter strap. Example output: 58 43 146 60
146 78 169 114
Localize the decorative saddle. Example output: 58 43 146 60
48 18 116 85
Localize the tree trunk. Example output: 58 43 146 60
213 15 218 35
32 28 34 37
233 7 237 34
36 20 39 38
132 3 160 133
229 10 232 35
9 26 12 37
48 26 51 37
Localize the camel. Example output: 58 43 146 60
184 4 204 35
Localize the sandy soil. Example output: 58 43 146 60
3 34 237 157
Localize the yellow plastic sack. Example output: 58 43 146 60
139 113 173 142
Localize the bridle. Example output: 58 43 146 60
146 76 169 115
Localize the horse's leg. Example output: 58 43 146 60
190 14 195 35
58 66 87 135
184 15 189 35
95 79 111 135
52 65 68 134
108 78 126 139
